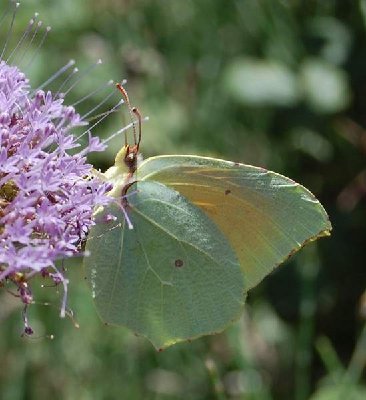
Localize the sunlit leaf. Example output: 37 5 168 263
300 58 351 113
224 57 299 107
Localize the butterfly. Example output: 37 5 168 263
84 84 331 350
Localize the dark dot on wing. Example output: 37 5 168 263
175 259 184 268
225 189 231 195
234 162 240 166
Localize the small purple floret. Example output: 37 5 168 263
0 61 111 318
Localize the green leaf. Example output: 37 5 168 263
138 155 331 290
300 58 351 113
84 181 245 349
309 385 366 400
223 57 299 107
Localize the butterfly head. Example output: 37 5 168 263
114 143 139 175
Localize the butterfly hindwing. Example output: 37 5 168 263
84 180 245 349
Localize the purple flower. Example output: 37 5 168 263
0 59 112 320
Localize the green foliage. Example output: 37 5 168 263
310 386 366 400
224 58 299 107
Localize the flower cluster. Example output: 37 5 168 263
0 60 112 324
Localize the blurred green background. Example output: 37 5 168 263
1 0 366 399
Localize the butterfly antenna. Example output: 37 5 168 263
132 106 142 150
116 83 136 146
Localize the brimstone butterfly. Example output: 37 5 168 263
84 84 331 349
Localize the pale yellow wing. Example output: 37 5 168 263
138 155 331 290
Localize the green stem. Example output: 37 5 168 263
315 335 345 380
345 322 366 384
294 245 319 400
205 357 227 400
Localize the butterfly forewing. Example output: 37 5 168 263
138 155 332 290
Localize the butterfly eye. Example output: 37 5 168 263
123 147 138 173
